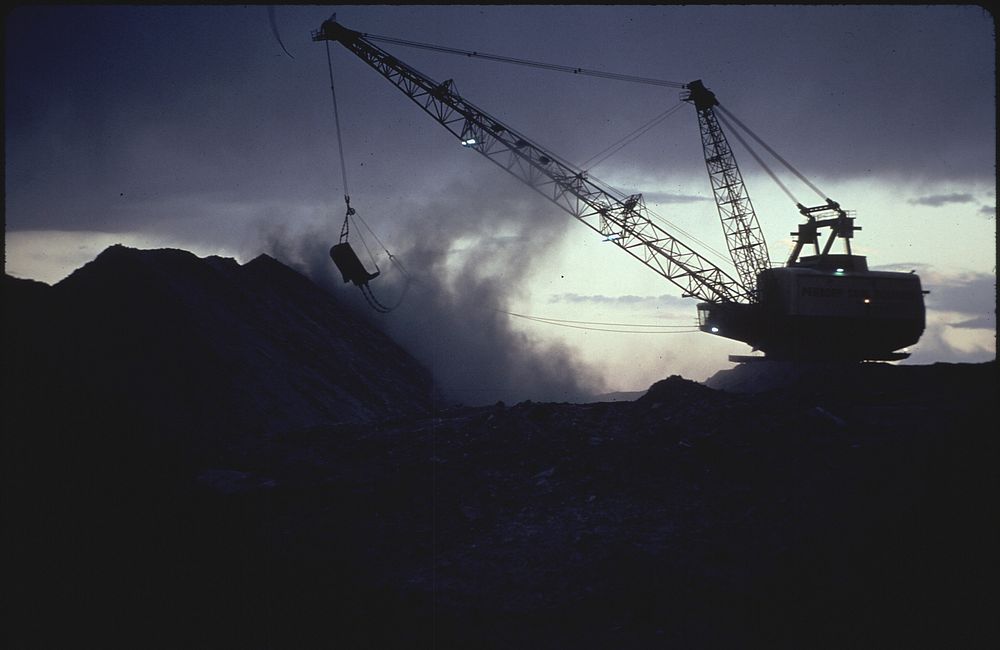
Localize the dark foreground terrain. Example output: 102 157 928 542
4 248 998 648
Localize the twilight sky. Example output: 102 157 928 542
5 5 996 402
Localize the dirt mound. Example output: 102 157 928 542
4 249 996 648
6 245 433 440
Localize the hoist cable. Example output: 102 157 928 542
717 105 828 201
323 31 415 315
361 32 687 88
715 110 800 206
320 66 410 280
325 41 352 206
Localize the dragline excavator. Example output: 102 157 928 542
313 18 926 362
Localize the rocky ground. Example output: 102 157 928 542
4 249 997 648
6 362 997 648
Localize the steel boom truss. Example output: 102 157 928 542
313 20 749 304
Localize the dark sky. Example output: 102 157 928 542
5 5 995 399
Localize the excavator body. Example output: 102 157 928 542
315 19 928 362
698 255 926 360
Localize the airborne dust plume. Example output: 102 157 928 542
257 176 605 405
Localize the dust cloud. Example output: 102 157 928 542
255 177 605 405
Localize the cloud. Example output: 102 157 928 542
4 6 995 392
905 307 995 365
902 267 996 365
922 270 996 316
908 193 976 207
642 192 713 205
4 6 995 259
549 293 690 309
905 328 994 365
949 315 995 330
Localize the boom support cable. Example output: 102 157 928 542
717 105 828 202
360 31 688 88
580 101 686 170
313 19 750 303
354 24 823 211
715 110 799 206
354 31 735 278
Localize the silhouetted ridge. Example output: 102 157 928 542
8 245 433 442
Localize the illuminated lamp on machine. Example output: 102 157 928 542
602 233 622 242
834 268 845 275
710 326 720 333
461 137 477 147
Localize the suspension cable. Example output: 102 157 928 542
340 27 830 281
349 28 752 273
361 31 688 88
574 100 743 270
715 110 799 206
540 149 734 269
717 105 827 201
357 28 832 222
581 101 686 170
